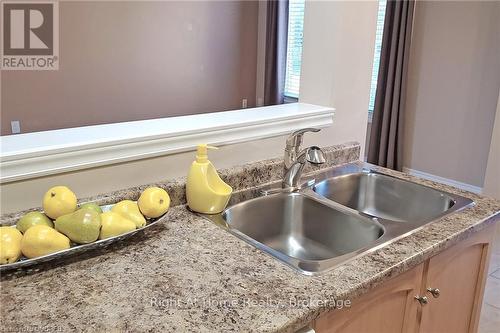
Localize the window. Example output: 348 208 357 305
368 0 387 120
284 0 306 99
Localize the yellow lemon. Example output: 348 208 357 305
21 225 70 259
43 186 77 219
99 212 137 240
138 187 170 218
0 227 23 264
111 200 146 228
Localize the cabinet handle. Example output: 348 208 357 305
427 287 440 298
415 295 428 305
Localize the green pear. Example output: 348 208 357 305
17 211 54 233
79 202 103 214
54 208 101 244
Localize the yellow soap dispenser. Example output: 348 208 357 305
186 144 233 214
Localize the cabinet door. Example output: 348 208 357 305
418 226 495 333
314 263 424 333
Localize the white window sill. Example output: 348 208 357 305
0 103 334 183
284 95 299 103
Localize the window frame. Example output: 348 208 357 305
284 0 306 99
368 0 387 122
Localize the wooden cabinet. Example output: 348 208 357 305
417 228 493 333
314 264 423 333
313 224 496 333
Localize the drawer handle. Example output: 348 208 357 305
415 295 428 305
427 287 441 298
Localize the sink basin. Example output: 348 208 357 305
314 172 461 224
205 192 385 274
202 163 474 275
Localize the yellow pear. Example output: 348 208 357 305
43 186 77 219
138 187 170 218
21 225 70 259
111 200 146 228
99 212 137 240
0 227 23 264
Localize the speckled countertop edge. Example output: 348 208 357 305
1 142 499 333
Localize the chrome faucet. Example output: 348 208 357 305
283 128 326 189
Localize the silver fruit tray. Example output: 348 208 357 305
0 204 165 273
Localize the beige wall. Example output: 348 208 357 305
0 1 378 214
483 92 500 199
404 0 500 187
299 0 377 158
0 135 287 213
0 1 258 135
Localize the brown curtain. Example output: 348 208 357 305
368 0 415 171
264 0 289 105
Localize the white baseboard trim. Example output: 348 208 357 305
403 167 482 194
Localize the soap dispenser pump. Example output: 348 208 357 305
186 144 233 214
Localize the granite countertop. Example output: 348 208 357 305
1 142 499 333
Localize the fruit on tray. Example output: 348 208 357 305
138 187 170 218
0 227 23 264
17 212 54 233
55 209 101 244
43 186 77 219
79 202 103 214
21 225 70 259
99 212 137 240
111 200 146 228
2 185 173 266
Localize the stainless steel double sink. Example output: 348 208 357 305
202 163 474 275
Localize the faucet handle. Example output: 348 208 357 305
286 128 321 148
306 146 326 164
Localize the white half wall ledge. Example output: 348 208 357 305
0 103 335 183
403 167 483 195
